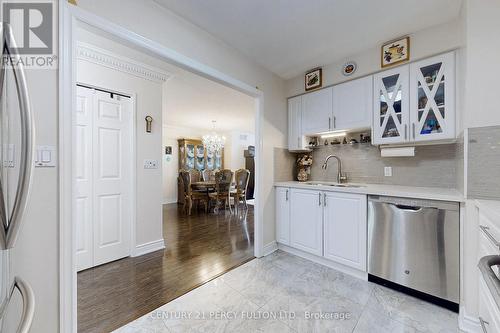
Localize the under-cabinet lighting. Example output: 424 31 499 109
320 132 347 139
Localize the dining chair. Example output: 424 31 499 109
202 169 216 182
188 169 201 183
179 170 209 215
209 169 233 214
230 169 250 213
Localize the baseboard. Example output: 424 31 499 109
163 198 177 205
458 306 481 333
262 241 278 256
278 243 368 281
132 239 165 257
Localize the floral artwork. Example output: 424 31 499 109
296 153 313 182
381 37 410 68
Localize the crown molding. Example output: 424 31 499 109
76 42 172 83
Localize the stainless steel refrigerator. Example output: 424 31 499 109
0 23 35 333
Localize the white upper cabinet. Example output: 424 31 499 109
373 51 456 145
410 52 455 142
288 96 309 151
373 65 410 145
332 76 372 130
301 87 333 135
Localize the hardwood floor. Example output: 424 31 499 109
77 203 254 333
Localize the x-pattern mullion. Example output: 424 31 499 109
380 76 402 138
416 65 445 134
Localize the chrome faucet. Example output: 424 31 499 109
322 155 348 183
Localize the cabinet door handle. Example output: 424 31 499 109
328 117 331 130
404 124 407 140
333 116 336 129
318 193 322 206
285 190 289 201
480 225 500 250
412 123 416 139
479 317 489 333
323 193 327 206
297 137 300 148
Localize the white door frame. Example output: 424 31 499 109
59 3 264 332
75 84 137 271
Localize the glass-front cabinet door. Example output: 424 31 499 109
195 144 205 170
410 52 455 142
373 66 409 145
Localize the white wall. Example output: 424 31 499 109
227 131 255 171
463 0 500 128
77 53 164 249
285 18 464 97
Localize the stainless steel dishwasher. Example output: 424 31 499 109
368 195 459 310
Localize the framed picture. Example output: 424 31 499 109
381 36 410 68
305 68 322 91
165 146 172 155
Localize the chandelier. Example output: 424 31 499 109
202 121 226 155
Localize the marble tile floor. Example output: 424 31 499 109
114 250 462 333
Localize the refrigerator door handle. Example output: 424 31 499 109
0 24 7 250
0 277 35 333
1 23 35 249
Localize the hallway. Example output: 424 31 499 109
77 204 254 332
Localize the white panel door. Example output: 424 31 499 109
92 90 132 266
275 187 290 245
323 192 367 271
301 87 333 135
332 76 373 130
290 189 323 256
75 86 95 271
410 52 455 142
373 66 410 145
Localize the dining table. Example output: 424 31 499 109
191 181 216 193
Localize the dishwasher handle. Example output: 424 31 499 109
369 195 459 212
394 204 423 212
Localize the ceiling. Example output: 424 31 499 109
76 24 255 134
164 71 255 133
154 0 463 79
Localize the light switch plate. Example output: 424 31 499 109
143 159 159 169
384 166 392 177
35 145 56 167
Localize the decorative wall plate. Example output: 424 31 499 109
342 61 357 76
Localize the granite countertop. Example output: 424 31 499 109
274 181 465 202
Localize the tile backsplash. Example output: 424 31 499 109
307 143 460 188
274 147 296 182
467 126 500 200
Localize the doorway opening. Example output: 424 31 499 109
70 20 260 333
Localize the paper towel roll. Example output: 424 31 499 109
380 147 415 157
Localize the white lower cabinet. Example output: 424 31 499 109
479 277 500 333
276 186 367 271
275 187 290 245
323 192 367 271
290 189 323 256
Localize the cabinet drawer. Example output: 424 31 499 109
479 212 500 254
479 276 500 333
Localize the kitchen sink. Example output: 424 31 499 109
303 181 364 188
